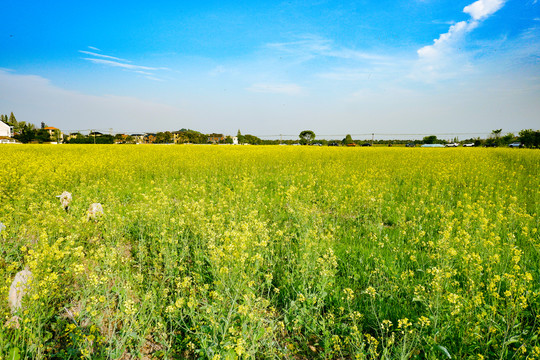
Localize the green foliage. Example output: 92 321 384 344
422 135 438 144
66 134 114 144
1 146 538 359
174 129 207 144
237 129 245 144
13 124 36 143
299 130 315 145
244 134 262 145
8 112 17 126
519 129 540 148
35 129 52 143
155 131 173 143
343 134 354 145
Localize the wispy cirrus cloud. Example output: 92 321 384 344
80 47 168 81
267 35 387 63
83 58 162 71
79 50 129 63
318 68 372 81
247 83 303 95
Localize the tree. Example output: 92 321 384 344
156 131 173 143
422 135 438 144
244 134 262 145
343 134 354 145
14 123 36 143
501 133 515 146
8 112 17 126
491 129 502 138
237 130 245 145
299 130 315 145
519 129 540 148
35 128 52 143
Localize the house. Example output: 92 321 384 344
208 133 224 144
143 133 156 144
131 134 145 144
43 126 63 142
0 121 12 137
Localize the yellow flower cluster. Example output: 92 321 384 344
0 145 538 359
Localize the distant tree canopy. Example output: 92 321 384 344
67 133 114 144
422 135 439 144
299 130 315 145
155 131 173 143
174 129 207 144
244 134 262 145
519 129 540 148
1 111 539 148
237 129 245 144
343 134 354 145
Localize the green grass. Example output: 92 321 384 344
0 145 539 359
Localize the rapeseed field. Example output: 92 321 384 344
0 145 538 359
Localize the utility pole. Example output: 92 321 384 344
372 133 374 145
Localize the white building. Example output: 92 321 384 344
0 121 12 137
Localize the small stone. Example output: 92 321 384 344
9 269 32 313
57 191 72 211
87 203 104 220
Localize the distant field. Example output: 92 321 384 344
1 145 539 359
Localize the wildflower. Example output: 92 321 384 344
418 316 431 327
381 319 393 332
343 288 355 301
56 191 72 211
123 299 137 316
364 286 377 298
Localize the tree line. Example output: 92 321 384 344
2 112 539 147
0 113 61 143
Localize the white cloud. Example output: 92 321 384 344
318 68 371 81
83 58 159 71
414 0 507 81
417 21 476 60
0 70 184 132
80 50 169 81
267 35 387 63
79 50 129 63
463 0 506 21
247 83 303 95
88 46 101 51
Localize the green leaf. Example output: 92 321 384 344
8 347 20 360
434 344 452 359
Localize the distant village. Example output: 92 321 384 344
1 112 539 148
0 112 261 145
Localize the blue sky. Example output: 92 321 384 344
1 0 539 139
